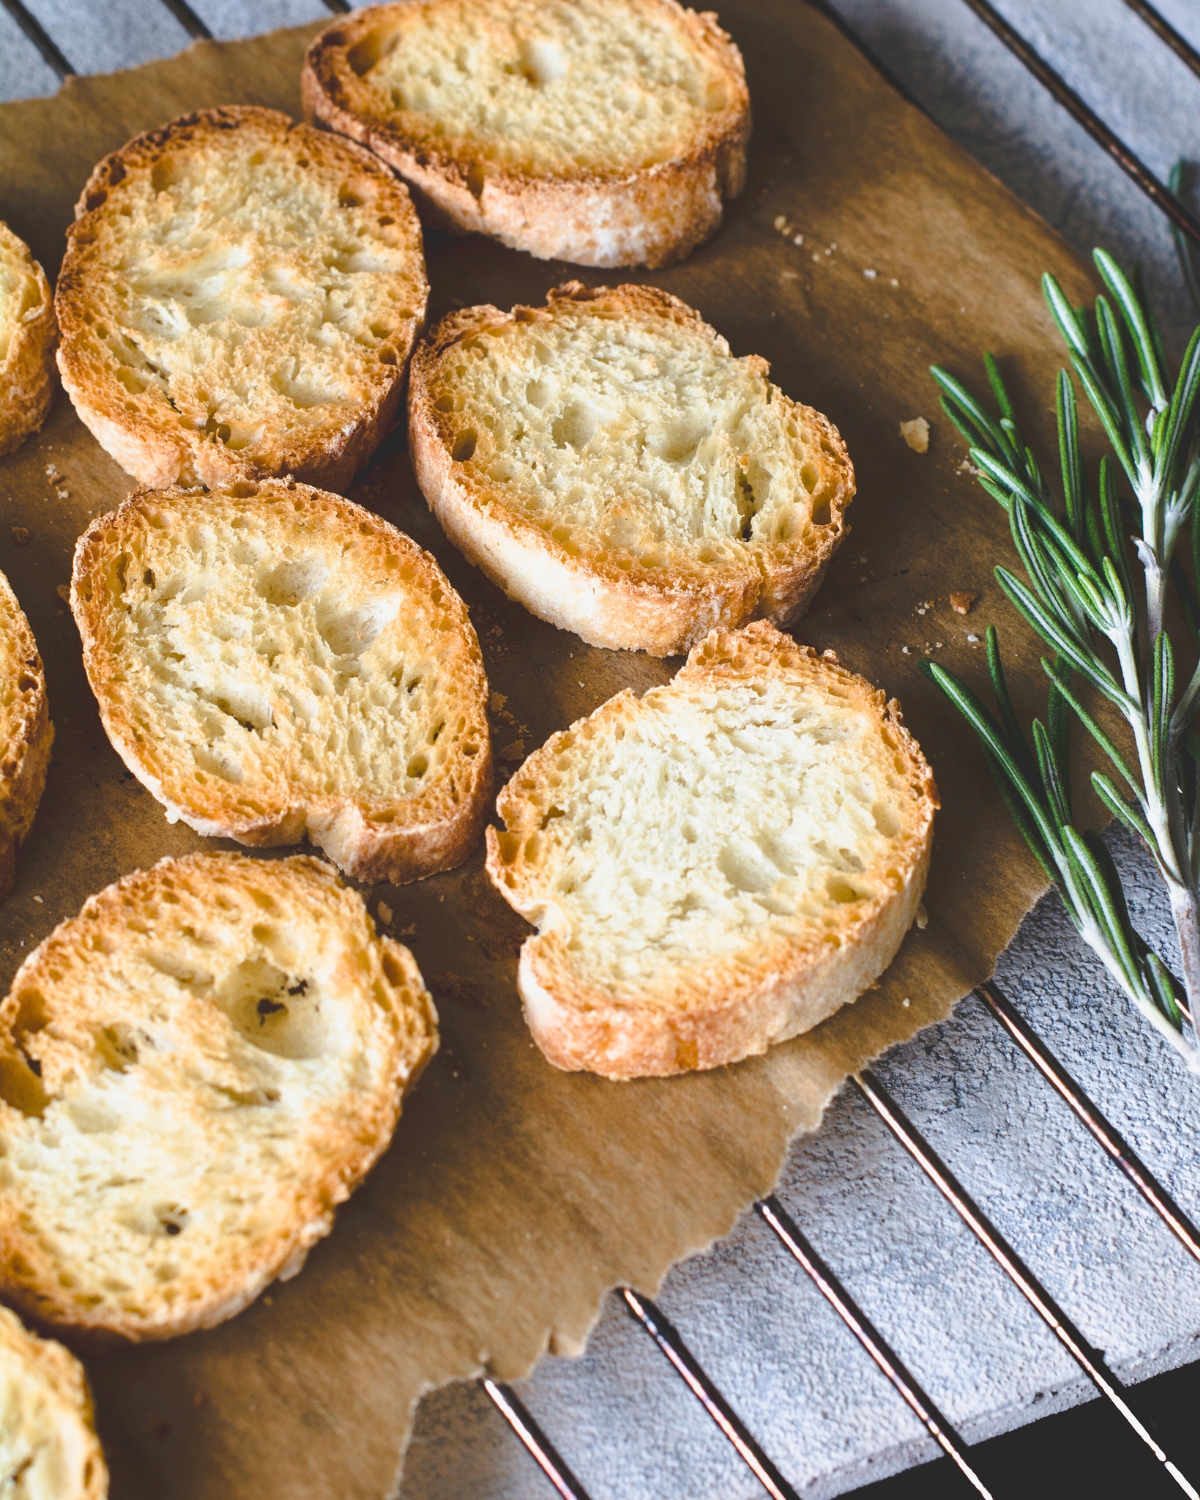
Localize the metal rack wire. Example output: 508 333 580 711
2 0 1198 1494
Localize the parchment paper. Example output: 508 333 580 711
0 5 1104 1496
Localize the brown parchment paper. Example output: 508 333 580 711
0 5 1105 1496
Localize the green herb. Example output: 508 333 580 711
1169 162 1200 320
927 249 1200 1072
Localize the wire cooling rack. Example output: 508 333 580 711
2 0 1199 1494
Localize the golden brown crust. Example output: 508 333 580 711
0 222 56 456
302 0 751 268
55 106 427 491
486 621 938 1078
0 1304 108 1499
0 852 438 1343
409 284 852 656
71 479 492 885
0 569 52 905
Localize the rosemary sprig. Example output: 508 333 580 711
1169 162 1200 320
927 249 1200 1072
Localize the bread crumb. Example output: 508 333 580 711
773 214 787 230
900 417 930 453
488 691 507 713
45 465 63 486
902 996 911 1007
812 253 821 263
792 233 804 246
901 646 911 654
957 457 982 477
432 972 488 1008
397 923 417 937
967 633 980 643
890 278 900 287
32 895 42 904
916 904 928 930
377 901 393 926
55 583 70 602
949 590 977 615
863 268 878 279
500 739 526 762
10 527 29 546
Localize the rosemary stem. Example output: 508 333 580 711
1168 881 1200 1027
1191 792 1200 884
1128 707 1186 885
1144 557 1168 661
1172 655 1200 737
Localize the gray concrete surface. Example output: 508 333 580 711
19 0 191 74
187 0 332 41
1 3 1198 1496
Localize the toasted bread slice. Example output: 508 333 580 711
0 852 437 1342
0 569 52 903
487 622 937 1078
71 479 492 885
55 106 428 492
0 1304 107 1499
302 0 750 269
0 221 56 456
410 283 853 657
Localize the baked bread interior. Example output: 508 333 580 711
0 220 56 456
0 568 53 903
71 478 492 885
0 851 437 1341
410 283 852 656
0 1303 107 1499
487 621 937 1078
303 0 750 268
55 105 427 491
